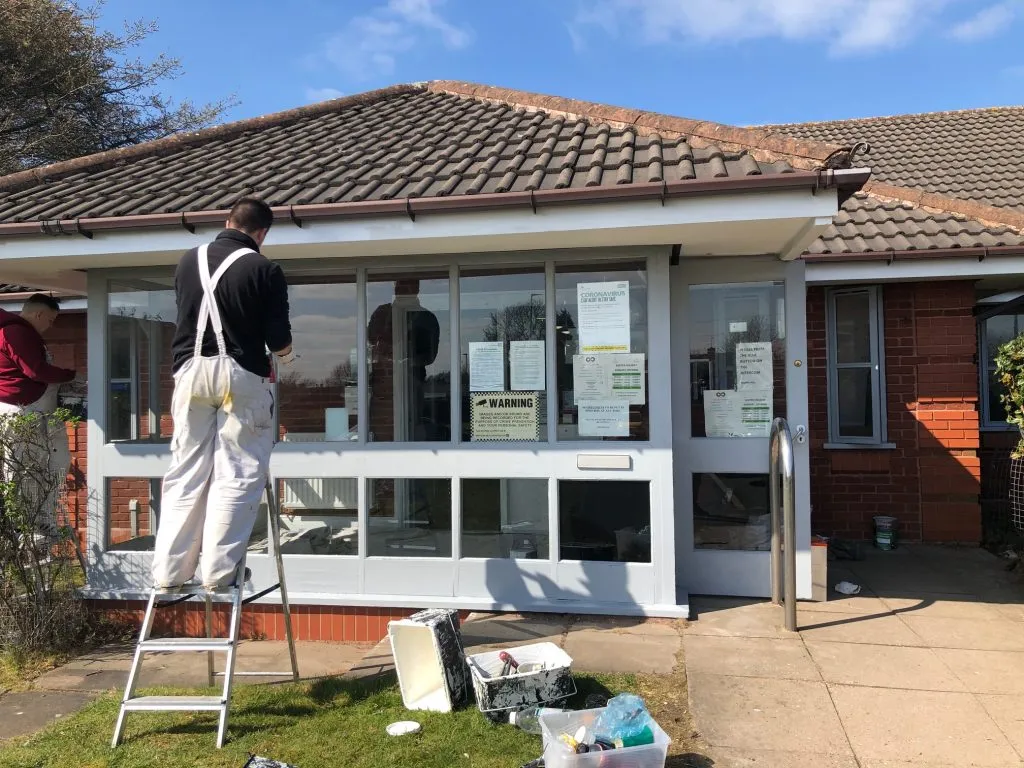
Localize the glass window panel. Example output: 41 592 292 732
554 263 649 442
366 273 451 442
461 478 549 559
837 367 873 437
985 314 1016 366
277 279 358 441
689 283 786 438
988 370 1009 425
107 279 176 442
692 473 770 551
367 478 451 557
558 480 650 562
106 477 159 551
833 292 872 364
247 477 359 556
460 268 547 442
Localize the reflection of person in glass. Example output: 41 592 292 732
367 279 440 441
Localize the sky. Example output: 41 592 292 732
95 0 1024 127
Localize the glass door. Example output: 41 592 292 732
673 258 810 598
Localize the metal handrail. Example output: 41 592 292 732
769 417 797 632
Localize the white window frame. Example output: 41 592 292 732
978 313 1022 431
825 285 887 446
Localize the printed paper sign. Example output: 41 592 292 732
572 354 645 405
469 341 505 392
736 342 774 391
703 390 772 438
509 340 545 391
577 281 631 353
470 392 541 441
578 400 630 437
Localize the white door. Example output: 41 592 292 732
672 257 811 598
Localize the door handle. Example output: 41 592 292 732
794 424 807 444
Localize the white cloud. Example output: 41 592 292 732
304 87 345 103
322 0 472 81
569 0 965 55
949 2 1018 41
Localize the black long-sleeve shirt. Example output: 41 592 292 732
171 229 291 378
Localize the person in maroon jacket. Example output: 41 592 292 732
0 294 77 536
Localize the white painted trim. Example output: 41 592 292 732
0 298 86 312
807 256 1024 284
1 188 839 267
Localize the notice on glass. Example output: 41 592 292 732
509 340 545 391
572 354 645 405
578 400 630 437
703 390 772 438
736 342 773 391
577 281 631 353
469 341 505 392
470 392 541 441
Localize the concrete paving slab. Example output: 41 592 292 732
563 627 679 674
685 635 820 681
829 684 1020 766
796 594 891 615
688 598 790 639
343 638 395 682
901 616 1024 652
977 694 1024 757
878 594 1006 621
805 641 965 692
858 761 1023 768
569 616 681 636
0 691 98 741
798 612 924 646
709 747 859 767
687 673 852 756
933 649 1024 695
460 613 570 650
992 601 1024 622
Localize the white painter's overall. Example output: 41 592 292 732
152 244 275 589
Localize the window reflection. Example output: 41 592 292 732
247 478 359 556
689 283 786 438
107 280 176 442
554 264 649 442
278 279 358 441
558 480 651 562
460 268 547 442
693 473 770 550
461 479 549 558
367 478 452 557
106 477 159 551
367 274 451 442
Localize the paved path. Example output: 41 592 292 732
685 544 1024 767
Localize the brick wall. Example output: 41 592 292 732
808 281 982 543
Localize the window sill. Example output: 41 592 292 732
980 425 1017 433
823 442 897 451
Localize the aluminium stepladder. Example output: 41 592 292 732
112 479 299 749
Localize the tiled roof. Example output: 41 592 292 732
0 85 805 226
767 108 1024 213
808 193 1024 255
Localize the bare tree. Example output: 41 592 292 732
0 0 233 174
0 409 87 652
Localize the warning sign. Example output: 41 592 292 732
470 391 541 442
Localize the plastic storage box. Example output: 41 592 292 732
539 708 670 768
388 608 467 713
466 642 575 716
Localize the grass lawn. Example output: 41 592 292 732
0 651 67 696
0 660 706 768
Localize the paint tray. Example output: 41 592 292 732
466 642 576 714
388 608 468 712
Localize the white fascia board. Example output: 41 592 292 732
807 255 1024 284
0 187 839 268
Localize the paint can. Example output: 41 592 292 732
873 515 898 550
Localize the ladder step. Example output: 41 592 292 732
123 695 225 712
139 638 233 652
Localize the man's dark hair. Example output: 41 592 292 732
227 197 273 234
24 293 61 313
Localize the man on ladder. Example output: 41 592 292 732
154 197 292 591
114 198 296 749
